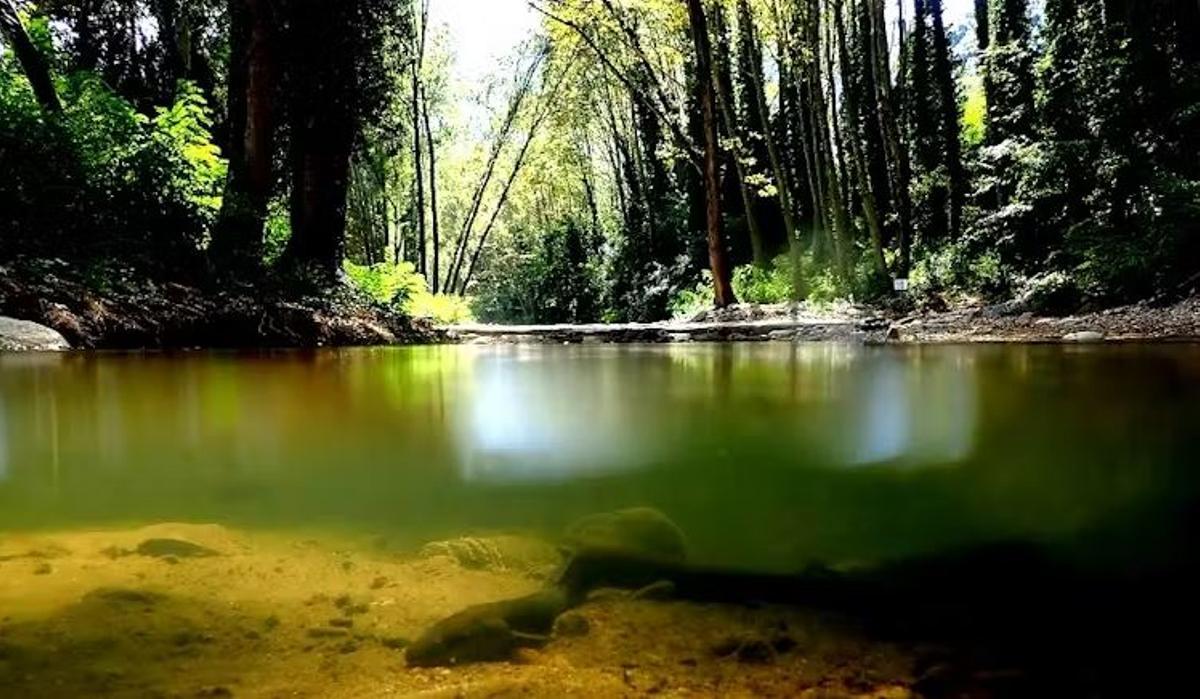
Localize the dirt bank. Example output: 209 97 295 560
0 259 441 350
448 297 1200 345
0 523 921 698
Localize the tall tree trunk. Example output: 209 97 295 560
835 0 888 277
929 0 965 240
713 3 767 267
411 0 428 278
212 0 275 274
0 0 62 114
743 0 804 282
686 0 737 308
282 3 358 279
412 68 427 277
423 88 441 293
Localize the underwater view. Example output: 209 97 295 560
1 344 1198 697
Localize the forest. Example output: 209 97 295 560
1 0 1198 331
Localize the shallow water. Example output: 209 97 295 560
3 343 1198 572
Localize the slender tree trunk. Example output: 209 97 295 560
212 0 275 274
712 8 767 268
835 0 888 277
423 88 441 293
744 0 804 284
412 69 427 277
930 0 965 240
0 0 62 114
411 1 428 278
687 0 737 308
444 52 541 292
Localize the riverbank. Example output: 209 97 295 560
447 297 1200 345
0 522 919 698
0 259 440 350
4 257 1198 350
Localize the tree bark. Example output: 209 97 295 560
423 87 441 292
686 0 737 308
930 0 965 240
0 0 62 114
282 2 358 279
212 0 275 274
835 0 888 277
713 3 767 267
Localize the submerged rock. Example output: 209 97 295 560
562 507 687 562
0 317 70 351
418 535 561 578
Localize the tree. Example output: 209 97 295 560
686 0 737 308
0 0 62 114
211 0 276 273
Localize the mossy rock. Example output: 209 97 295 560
418 535 561 578
562 507 687 562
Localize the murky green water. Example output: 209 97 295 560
3 343 1198 573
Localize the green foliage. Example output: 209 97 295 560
343 260 475 324
0 57 224 268
732 258 794 304
344 260 428 308
472 218 604 324
408 293 475 325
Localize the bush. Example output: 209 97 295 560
0 63 224 269
343 260 475 324
472 218 603 324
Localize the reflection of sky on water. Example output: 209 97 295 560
848 351 977 467
457 350 647 482
455 344 980 482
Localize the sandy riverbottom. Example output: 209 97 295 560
0 523 916 698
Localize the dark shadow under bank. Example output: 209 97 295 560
415 497 1200 697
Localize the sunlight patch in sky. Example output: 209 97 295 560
433 0 978 86
430 0 538 84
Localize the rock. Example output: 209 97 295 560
0 317 70 351
562 507 687 562
553 612 590 638
306 627 349 639
33 563 52 575
1064 330 1105 343
329 618 354 629
135 539 219 559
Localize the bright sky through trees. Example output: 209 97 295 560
432 0 976 85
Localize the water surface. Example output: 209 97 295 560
3 343 1196 573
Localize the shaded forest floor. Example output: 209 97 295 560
0 258 440 350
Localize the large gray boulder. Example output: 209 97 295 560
0 317 70 351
